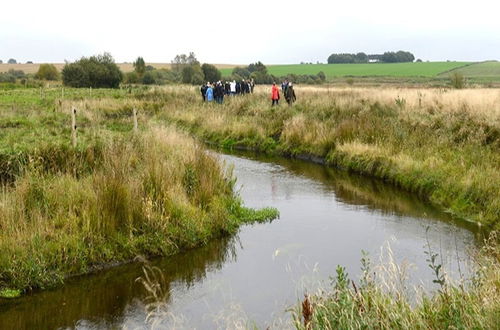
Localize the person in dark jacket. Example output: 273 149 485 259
243 80 250 94
215 81 224 104
285 82 296 106
235 81 241 94
200 83 207 101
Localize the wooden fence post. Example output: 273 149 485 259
71 107 77 147
133 108 138 133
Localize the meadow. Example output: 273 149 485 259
441 60 500 78
220 62 473 79
0 86 277 295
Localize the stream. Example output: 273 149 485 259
0 152 480 329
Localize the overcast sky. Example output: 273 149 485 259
1 0 499 64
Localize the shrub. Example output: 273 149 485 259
124 71 139 84
181 64 204 85
201 63 221 83
450 72 465 89
36 64 59 81
7 58 16 64
142 72 156 85
62 53 123 88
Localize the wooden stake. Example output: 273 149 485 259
133 108 138 133
71 107 77 147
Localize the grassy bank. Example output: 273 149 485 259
0 87 278 294
140 86 498 231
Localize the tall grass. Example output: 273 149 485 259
0 125 277 293
137 86 499 230
292 232 500 329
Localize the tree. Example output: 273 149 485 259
181 64 204 84
36 64 59 80
0 60 3 64
133 57 146 77
247 61 268 74
355 52 368 63
171 52 199 73
232 67 251 79
7 58 17 64
201 63 221 82
62 53 123 88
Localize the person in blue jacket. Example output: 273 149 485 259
205 83 214 102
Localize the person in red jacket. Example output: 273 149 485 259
271 82 280 106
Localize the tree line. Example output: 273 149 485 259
327 51 415 64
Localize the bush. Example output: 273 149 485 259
0 70 26 83
182 64 204 85
201 63 221 83
450 72 465 89
36 64 59 81
7 59 16 64
142 72 156 85
124 71 140 84
62 53 123 88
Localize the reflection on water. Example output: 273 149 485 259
0 152 479 329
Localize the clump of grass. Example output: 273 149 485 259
0 126 278 293
292 232 500 329
0 288 21 298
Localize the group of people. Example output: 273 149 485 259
271 80 296 106
200 79 296 106
201 79 255 104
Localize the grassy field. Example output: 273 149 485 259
220 62 472 79
0 86 277 295
441 61 500 77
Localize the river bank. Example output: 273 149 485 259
144 85 498 231
0 88 278 295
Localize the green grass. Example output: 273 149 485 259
442 61 500 78
0 86 278 293
220 62 471 79
0 288 21 298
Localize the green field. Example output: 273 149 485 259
221 62 471 79
441 61 500 77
